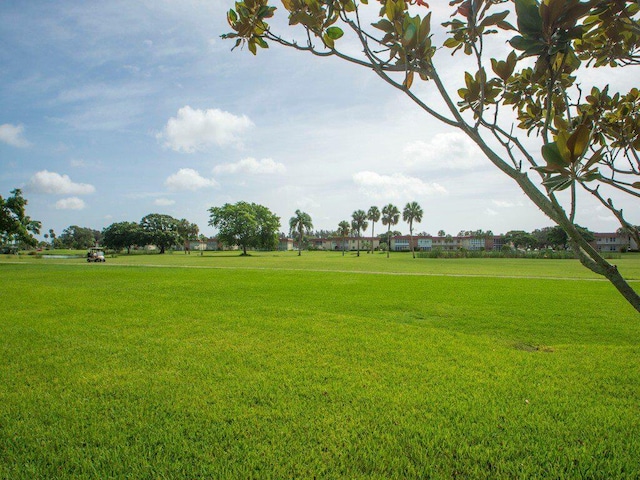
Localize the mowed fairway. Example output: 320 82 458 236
1 253 639 478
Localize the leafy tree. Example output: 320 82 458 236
403 201 424 258
209 201 280 255
0 189 41 248
381 204 400 258
289 209 313 256
222 0 640 311
351 209 368 257
337 220 351 256
254 204 281 251
177 219 200 254
46 228 56 249
546 225 595 250
140 214 180 254
505 230 537 250
437 230 446 238
102 221 143 254
367 206 380 254
58 225 101 250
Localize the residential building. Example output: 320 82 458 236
592 232 636 252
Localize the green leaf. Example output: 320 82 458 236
326 26 344 40
480 10 509 28
323 33 334 49
402 22 417 48
543 175 573 193
514 0 542 37
443 37 460 49
227 9 238 23
566 124 590 163
255 36 269 49
372 19 394 33
248 39 257 55
541 142 570 168
582 148 603 171
555 131 572 164
419 12 431 42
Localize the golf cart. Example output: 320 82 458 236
87 247 106 262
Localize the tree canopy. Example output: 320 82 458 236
140 214 181 254
222 0 640 311
289 209 313 256
58 225 102 250
403 201 423 258
102 221 144 254
351 209 368 256
209 201 281 254
367 206 381 254
0 189 41 248
381 203 400 258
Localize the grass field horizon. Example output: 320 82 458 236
1 253 639 477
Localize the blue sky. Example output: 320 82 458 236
1 1 635 238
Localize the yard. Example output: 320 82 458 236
1 252 638 478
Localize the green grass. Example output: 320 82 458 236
1 254 639 478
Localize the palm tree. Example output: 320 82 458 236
381 203 400 258
351 210 368 257
367 206 380 254
403 201 424 258
337 220 351 256
289 209 313 256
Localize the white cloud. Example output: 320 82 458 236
154 198 176 206
28 170 95 195
164 168 218 191
492 200 524 208
55 197 85 210
403 132 485 170
213 157 286 175
485 208 499 216
158 106 254 152
353 171 447 199
0 123 30 148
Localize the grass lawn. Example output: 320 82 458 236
1 253 639 478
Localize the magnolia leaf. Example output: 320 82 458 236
326 26 344 40
255 36 269 49
541 142 570 168
419 12 431 41
372 19 394 33
543 175 573 193
581 148 603 171
480 10 510 28
323 33 334 49
443 37 460 49
404 70 414 89
403 22 418 48
566 124 590 163
248 39 257 55
514 0 542 37
554 131 572 164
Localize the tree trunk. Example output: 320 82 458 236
371 222 375 254
386 228 390 258
410 222 415 259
